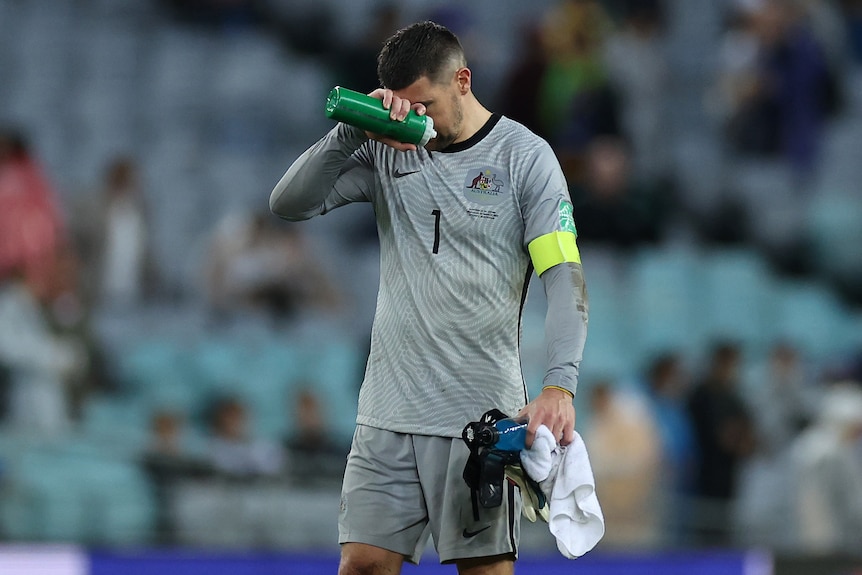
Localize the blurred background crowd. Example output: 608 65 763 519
1 0 862 560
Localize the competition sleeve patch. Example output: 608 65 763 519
528 231 581 276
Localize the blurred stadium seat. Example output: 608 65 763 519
772 279 858 359
0 439 155 545
807 192 862 284
700 249 776 354
628 247 708 361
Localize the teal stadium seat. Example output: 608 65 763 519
1 441 156 544
1 448 86 541
699 249 776 354
628 247 708 360
116 338 208 419
578 249 637 382
81 395 151 451
117 339 188 393
236 338 303 440
807 193 862 282
290 337 363 442
772 280 856 360
191 336 255 398
74 455 157 546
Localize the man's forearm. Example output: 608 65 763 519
269 123 367 221
541 262 589 397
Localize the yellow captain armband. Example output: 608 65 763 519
528 231 581 276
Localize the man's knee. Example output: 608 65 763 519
338 543 404 575
338 559 396 575
455 553 515 575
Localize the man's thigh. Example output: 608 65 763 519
339 426 521 566
338 425 430 564
413 434 521 564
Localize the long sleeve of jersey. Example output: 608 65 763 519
539 261 589 397
269 123 373 221
517 136 589 400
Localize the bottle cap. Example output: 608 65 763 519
418 116 437 147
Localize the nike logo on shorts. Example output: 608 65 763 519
394 169 420 178
462 526 490 539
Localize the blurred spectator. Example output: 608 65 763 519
686 341 757 546
330 3 401 94
537 0 620 172
602 0 671 182
583 380 662 549
0 361 9 421
642 352 696 546
204 211 342 320
206 396 284 479
797 0 852 74
0 128 108 417
282 387 348 486
140 410 214 544
731 343 821 549
851 347 862 383
498 22 549 139
260 1 336 57
695 194 752 247
842 0 862 63
0 128 67 297
424 6 501 99
718 0 838 179
0 266 84 435
788 381 862 554
569 136 668 250
45 246 114 420
70 156 158 310
743 342 818 455
712 6 765 145
159 0 262 32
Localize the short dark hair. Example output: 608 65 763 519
377 21 465 90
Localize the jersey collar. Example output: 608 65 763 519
439 113 502 154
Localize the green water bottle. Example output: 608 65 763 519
325 86 437 147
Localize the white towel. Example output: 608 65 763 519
520 426 605 559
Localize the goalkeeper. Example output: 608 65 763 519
269 20 588 575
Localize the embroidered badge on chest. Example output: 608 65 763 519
462 166 508 206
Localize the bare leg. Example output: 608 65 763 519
338 542 405 575
456 553 515 575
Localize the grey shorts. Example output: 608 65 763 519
338 424 521 564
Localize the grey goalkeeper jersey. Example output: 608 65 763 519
271 115 588 437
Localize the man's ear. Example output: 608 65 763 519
456 67 471 95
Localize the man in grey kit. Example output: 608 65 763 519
270 21 588 575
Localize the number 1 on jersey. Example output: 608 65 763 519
431 209 441 254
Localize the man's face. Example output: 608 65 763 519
394 72 464 151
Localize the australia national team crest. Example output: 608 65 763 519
463 166 508 205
